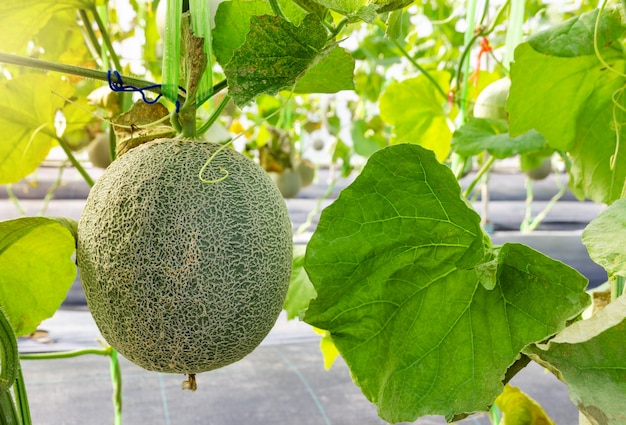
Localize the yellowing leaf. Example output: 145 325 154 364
313 327 340 370
0 0 94 54
380 72 453 161
0 75 75 184
495 385 555 425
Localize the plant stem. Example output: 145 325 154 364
457 0 478 120
38 162 67 216
269 0 287 20
296 178 338 235
488 404 501 424
162 0 183 103
463 155 495 199
89 4 123 72
196 95 231 136
5 186 26 216
0 52 169 100
521 173 567 233
54 136 95 188
391 38 448 100
328 18 348 40
522 176 534 231
504 0 524 67
454 0 510 115
19 347 112 360
110 349 123 425
13 366 32 425
78 10 102 61
613 275 625 299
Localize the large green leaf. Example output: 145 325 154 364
582 198 626 279
212 0 273 67
379 72 453 161
310 0 409 21
293 46 355 94
0 0 93 53
526 7 624 57
0 75 75 184
284 245 316 320
508 8 626 203
451 118 546 159
351 118 388 157
304 144 589 423
0 217 77 336
314 0 378 22
223 14 330 106
525 294 626 425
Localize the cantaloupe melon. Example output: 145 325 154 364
77 139 293 378
473 77 511 120
270 169 301 198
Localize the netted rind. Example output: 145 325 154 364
77 139 293 373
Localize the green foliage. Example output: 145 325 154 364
0 75 75 184
0 306 19 424
304 144 589 423
508 7 626 204
351 117 387 157
379 72 453 161
0 0 94 54
0 0 624 423
284 245 316 320
212 0 273 66
525 294 626 425
451 118 546 159
293 47 355 94
0 217 77 336
224 14 334 106
582 198 626 279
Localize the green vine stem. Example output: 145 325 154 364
296 178 338 235
269 0 287 20
503 0 524 68
457 0 479 120
19 347 112 360
88 4 123 72
53 135 95 188
0 52 173 100
391 38 448 100
39 162 68 216
520 171 567 233
463 155 496 199
110 349 123 425
454 0 510 116
196 95 232 136
328 17 348 40
161 0 183 108
78 10 102 61
13 367 32 425
20 346 121 425
488 404 501 425
5 185 26 216
613 275 625 300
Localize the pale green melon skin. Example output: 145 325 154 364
77 139 293 374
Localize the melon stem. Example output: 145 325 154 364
182 374 197 391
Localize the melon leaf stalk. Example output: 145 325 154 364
77 139 293 385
